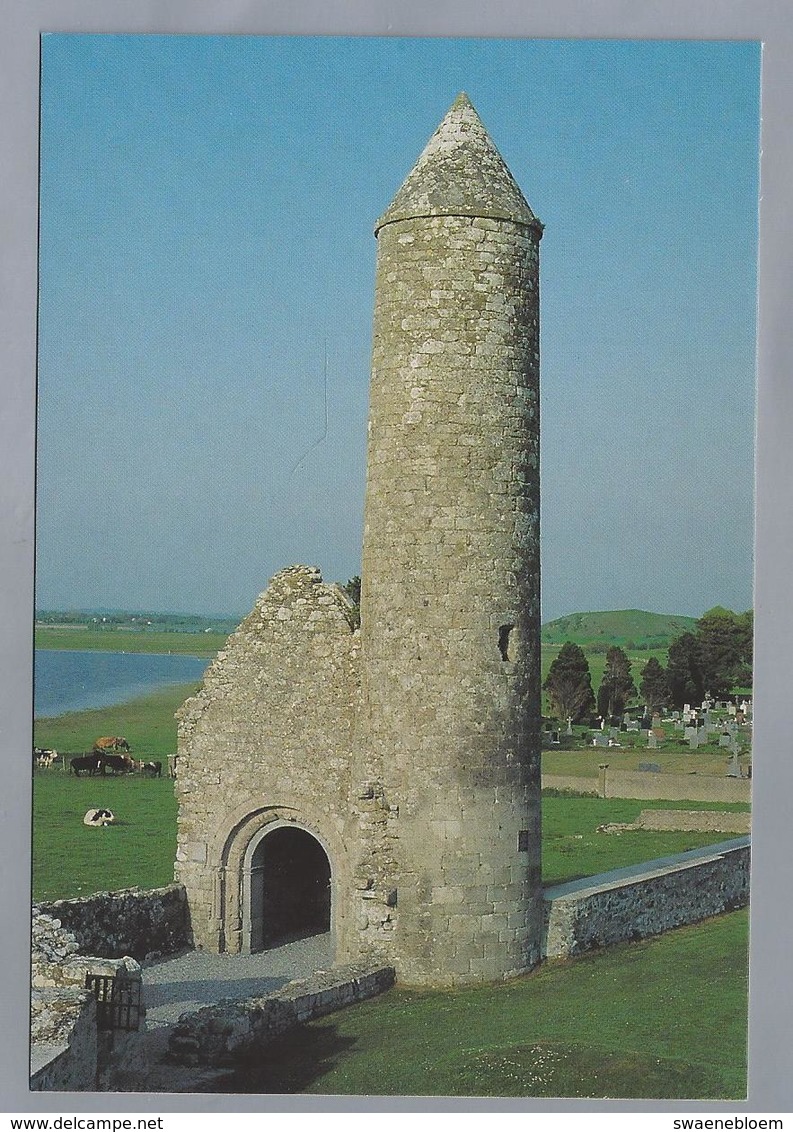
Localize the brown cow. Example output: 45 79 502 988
92 736 131 754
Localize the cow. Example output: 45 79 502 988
34 748 58 769
92 736 131 754
140 760 162 778
70 754 103 777
83 808 115 827
100 753 134 775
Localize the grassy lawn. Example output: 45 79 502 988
542 743 749 778
542 795 749 886
33 780 746 901
221 909 748 1099
33 772 178 901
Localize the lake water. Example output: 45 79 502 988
34 650 210 719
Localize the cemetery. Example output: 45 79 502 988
540 695 752 800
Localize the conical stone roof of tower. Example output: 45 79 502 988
375 92 541 234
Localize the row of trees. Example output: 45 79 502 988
543 607 752 722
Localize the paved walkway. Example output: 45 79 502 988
142 931 335 1027
100 933 337 1092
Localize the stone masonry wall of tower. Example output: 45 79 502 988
359 94 544 984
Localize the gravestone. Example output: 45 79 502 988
638 761 662 773
648 733 658 749
592 733 608 748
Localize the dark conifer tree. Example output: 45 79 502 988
666 632 705 708
543 641 596 723
640 656 670 713
596 645 636 720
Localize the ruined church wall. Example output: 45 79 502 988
175 566 361 955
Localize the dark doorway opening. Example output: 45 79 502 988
250 826 331 951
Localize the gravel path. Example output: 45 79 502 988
142 931 335 1027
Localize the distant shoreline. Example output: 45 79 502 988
35 625 227 657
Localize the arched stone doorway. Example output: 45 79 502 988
245 823 332 952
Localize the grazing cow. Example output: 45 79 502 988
92 736 131 754
100 753 134 775
140 760 162 778
83 808 115 827
35 748 58 769
70 754 102 777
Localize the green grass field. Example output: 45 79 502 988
35 625 227 655
542 795 749 886
33 772 178 900
219 908 747 1098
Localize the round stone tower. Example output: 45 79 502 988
359 93 544 985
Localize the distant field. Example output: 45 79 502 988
35 625 229 655
541 609 698 648
541 742 749 777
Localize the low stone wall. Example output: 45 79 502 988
543 837 750 960
542 771 751 803
168 964 395 1067
36 884 191 960
31 910 146 1091
610 810 746 837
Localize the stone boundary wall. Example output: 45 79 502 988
542 772 751 803
36 884 191 960
168 964 395 1067
543 837 750 960
31 911 143 1091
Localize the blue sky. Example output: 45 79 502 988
36 35 760 621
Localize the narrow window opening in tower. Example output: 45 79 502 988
498 624 515 662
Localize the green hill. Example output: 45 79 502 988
541 609 697 649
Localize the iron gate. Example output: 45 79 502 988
84 971 142 1032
